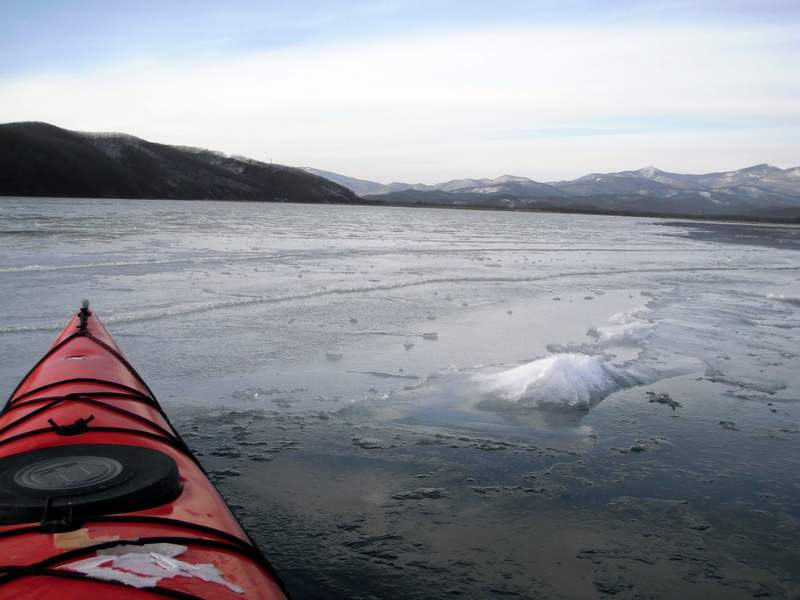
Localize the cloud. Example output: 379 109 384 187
1 24 797 181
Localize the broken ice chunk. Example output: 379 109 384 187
475 353 642 411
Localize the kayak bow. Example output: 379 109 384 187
0 302 287 599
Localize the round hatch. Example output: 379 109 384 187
0 444 181 525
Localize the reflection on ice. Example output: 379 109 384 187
475 353 642 411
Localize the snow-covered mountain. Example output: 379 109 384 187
303 169 569 198
551 164 800 202
306 164 800 220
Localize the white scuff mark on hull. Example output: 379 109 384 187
60 543 244 593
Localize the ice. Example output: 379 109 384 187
475 353 642 411
346 370 420 380
392 487 447 500
587 308 653 346
646 391 681 410
3 200 798 599
767 293 800 307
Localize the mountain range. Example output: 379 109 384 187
0 122 797 221
0 122 358 203
303 165 800 220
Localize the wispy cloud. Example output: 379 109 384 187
1 21 798 181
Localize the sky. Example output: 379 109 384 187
1 0 798 183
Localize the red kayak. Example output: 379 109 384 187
0 302 287 599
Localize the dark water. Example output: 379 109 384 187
1 198 798 598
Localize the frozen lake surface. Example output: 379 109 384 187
1 198 799 599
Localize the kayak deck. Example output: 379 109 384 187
0 305 286 599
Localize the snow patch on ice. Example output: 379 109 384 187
475 353 642 411
587 308 653 346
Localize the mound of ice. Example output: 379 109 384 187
475 353 641 411
588 309 653 346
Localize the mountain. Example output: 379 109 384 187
442 175 569 198
3 122 797 220
0 122 359 203
318 164 800 220
301 168 392 196
302 169 569 198
302 168 440 195
552 167 683 197
550 164 800 202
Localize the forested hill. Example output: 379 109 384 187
0 122 358 203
